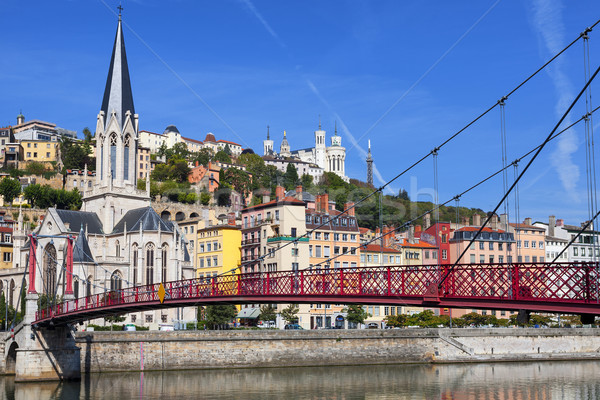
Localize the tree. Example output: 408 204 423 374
82 127 93 143
223 144 232 156
193 148 212 166
200 191 211 205
301 174 313 190
398 188 409 201
59 137 94 171
151 158 190 183
283 163 299 190
259 304 277 323
344 305 370 327
0 177 21 205
221 167 251 199
23 183 43 206
280 304 299 324
384 314 407 328
205 304 238 329
213 150 231 164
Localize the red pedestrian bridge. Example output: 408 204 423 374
34 262 600 326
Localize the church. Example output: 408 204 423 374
263 122 348 182
12 13 193 327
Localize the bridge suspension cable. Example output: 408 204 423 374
232 18 600 278
439 60 600 288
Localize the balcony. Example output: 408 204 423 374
242 238 260 246
267 236 309 243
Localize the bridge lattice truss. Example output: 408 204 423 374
34 262 600 326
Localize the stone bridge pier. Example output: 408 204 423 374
4 294 80 382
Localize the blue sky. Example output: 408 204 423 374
1 1 600 225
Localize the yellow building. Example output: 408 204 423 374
21 140 58 163
196 224 241 279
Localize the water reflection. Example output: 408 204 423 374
3 361 600 399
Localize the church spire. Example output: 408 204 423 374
366 139 373 186
100 11 135 130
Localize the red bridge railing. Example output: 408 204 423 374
34 262 600 323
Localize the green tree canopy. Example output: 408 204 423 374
344 305 370 327
283 163 299 190
205 304 238 329
213 150 232 164
280 304 299 324
59 137 94 171
221 168 251 199
259 304 277 323
0 178 21 205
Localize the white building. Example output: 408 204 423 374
534 216 599 262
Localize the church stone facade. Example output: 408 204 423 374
13 14 194 328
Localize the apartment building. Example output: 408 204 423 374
240 186 308 274
21 140 58 163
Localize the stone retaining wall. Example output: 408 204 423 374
74 328 600 373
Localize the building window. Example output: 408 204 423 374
162 244 168 282
110 271 122 292
524 241 529 248
146 243 155 285
479 242 484 250
470 254 475 263
489 242 494 251
2 252 10 262
145 315 153 323
442 250 447 260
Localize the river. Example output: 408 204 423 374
2 361 599 399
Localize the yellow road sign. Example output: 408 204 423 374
158 283 166 304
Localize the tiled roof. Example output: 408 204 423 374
55 209 104 234
455 226 505 233
112 207 173 234
243 196 305 211
397 239 437 249
183 136 203 144
362 244 400 253
509 223 545 230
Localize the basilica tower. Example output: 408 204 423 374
314 118 326 169
325 122 347 181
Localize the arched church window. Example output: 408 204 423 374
337 157 340 172
124 134 131 181
132 243 138 286
74 278 79 299
146 243 155 285
110 133 118 180
110 271 122 292
161 244 168 283
86 276 92 297
43 243 57 298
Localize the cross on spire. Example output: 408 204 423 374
117 4 123 18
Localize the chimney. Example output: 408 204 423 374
320 193 329 214
344 202 355 217
408 225 415 244
473 214 481 226
490 214 498 231
275 186 285 201
424 213 431 229
462 216 470 226
262 193 270 203
195 160 199 167
549 215 556 237
524 217 532 226
375 227 381 245
556 218 564 227
500 214 508 231
415 225 422 234
295 185 303 200
227 212 235 226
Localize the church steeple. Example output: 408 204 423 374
100 12 135 131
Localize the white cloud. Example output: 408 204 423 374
531 0 580 197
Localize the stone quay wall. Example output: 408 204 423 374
73 328 600 374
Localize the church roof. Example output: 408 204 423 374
55 209 104 234
100 16 135 131
73 229 95 263
112 206 173 234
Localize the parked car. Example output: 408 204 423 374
366 322 379 329
123 324 136 331
284 324 303 330
257 321 276 328
159 324 174 331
